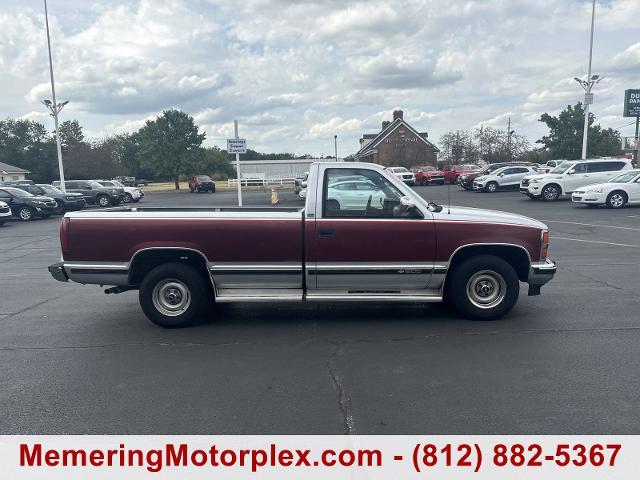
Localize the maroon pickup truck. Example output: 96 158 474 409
49 162 556 328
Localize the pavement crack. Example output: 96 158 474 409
326 341 355 435
2 297 58 320
562 266 636 294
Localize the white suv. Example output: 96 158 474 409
520 158 633 201
473 165 539 192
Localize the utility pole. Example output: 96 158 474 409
635 117 639 165
334 135 338 161
234 120 242 206
43 0 67 192
575 0 598 160
507 117 514 161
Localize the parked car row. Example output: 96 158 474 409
450 157 638 209
0 177 145 223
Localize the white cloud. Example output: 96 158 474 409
1 0 639 155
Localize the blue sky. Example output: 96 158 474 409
1 0 639 156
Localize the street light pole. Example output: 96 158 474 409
234 120 242 207
580 0 596 160
43 0 67 192
334 135 338 161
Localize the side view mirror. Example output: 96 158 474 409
567 170 575 175
498 173 505 177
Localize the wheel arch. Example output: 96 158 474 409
445 243 531 286
128 247 216 295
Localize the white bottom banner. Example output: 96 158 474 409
1 435 636 479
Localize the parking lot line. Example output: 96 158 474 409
554 236 640 248
541 220 640 232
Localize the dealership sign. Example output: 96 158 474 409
227 138 247 154
623 89 640 117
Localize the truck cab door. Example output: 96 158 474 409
305 166 438 297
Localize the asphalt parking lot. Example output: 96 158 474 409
1 185 639 434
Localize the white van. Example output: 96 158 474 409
520 158 633 201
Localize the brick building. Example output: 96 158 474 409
355 110 439 168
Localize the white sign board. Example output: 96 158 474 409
227 138 247 154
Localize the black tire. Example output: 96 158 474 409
606 191 627 209
446 255 520 320
541 184 561 201
0 220 5 227
189 187 195 193
55 202 67 214
485 181 499 193
420 178 428 186
124 193 133 203
97 194 111 207
18 206 35 221
139 263 209 328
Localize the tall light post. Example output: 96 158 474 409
43 0 68 192
574 0 599 160
334 134 338 161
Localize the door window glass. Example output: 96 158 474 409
571 163 587 174
323 168 410 218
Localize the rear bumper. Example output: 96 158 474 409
527 259 557 295
48 261 129 285
48 262 68 282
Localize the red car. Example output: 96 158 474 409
49 161 556 328
188 175 216 193
442 165 478 184
411 166 445 186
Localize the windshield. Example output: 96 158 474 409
88 180 105 189
38 185 62 194
197 175 212 181
392 167 409 173
111 180 125 187
609 171 640 183
550 162 574 174
1 187 33 198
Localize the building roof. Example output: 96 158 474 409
356 118 439 157
0 161 30 174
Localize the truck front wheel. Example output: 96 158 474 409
139 263 209 328
446 255 519 320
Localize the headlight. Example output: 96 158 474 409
111 189 118 194
32 200 45 205
586 186 604 194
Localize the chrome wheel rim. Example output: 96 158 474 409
98 196 109 207
20 208 32 220
543 186 558 200
152 279 191 317
466 270 507 309
610 194 624 207
488 183 497 192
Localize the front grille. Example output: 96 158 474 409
573 190 584 195
45 201 57 208
402 175 412 179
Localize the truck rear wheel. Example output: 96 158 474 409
139 263 208 328
446 255 519 320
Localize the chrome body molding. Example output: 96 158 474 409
210 262 302 289
63 261 129 285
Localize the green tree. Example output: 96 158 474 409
0 118 57 182
57 119 85 149
199 146 234 179
537 103 622 159
137 110 206 189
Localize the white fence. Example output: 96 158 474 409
227 172 298 187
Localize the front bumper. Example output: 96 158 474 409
572 192 604 204
520 184 541 197
472 182 485 190
527 259 557 295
